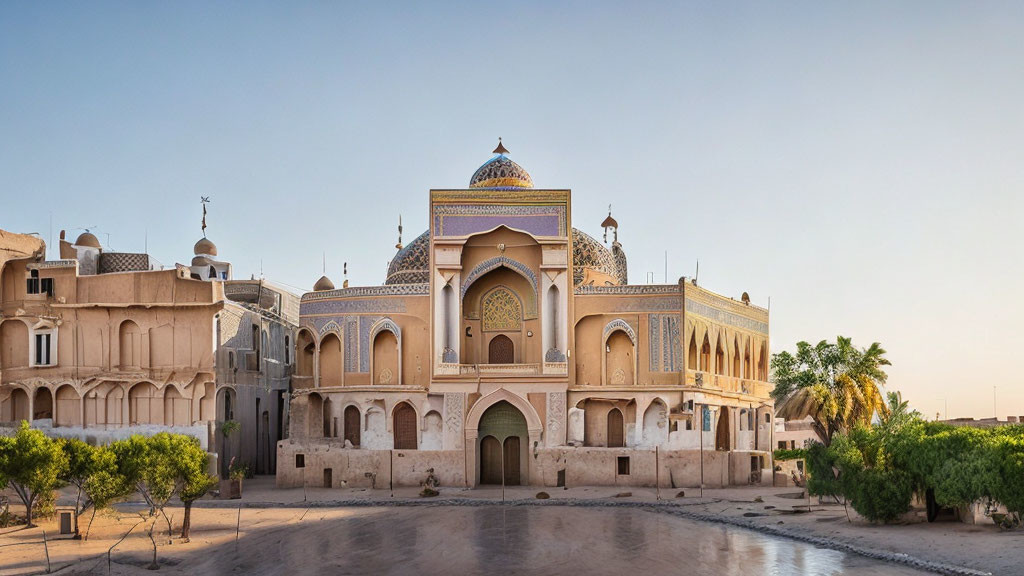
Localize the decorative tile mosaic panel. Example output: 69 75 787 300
648 314 682 372
433 204 566 237
300 298 407 316
685 298 769 334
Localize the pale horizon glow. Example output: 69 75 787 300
2 2 1022 419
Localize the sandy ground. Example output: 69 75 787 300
0 479 1020 576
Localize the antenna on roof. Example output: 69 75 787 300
695 259 699 285
200 196 211 237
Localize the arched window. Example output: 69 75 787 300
546 285 560 357
119 320 140 369
687 330 698 371
343 405 361 447
732 338 741 377
700 335 711 372
607 408 625 448
605 331 634 386
372 330 399 385
319 333 342 387
715 337 725 375
442 284 456 362
323 397 334 437
758 342 768 380
296 329 315 379
129 382 158 425
744 344 751 379
1 320 29 368
393 402 417 450
163 386 188 427
55 385 80 427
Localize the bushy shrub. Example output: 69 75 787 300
773 448 807 462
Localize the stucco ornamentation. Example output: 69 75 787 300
481 287 522 332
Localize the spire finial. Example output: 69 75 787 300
395 214 404 251
200 196 211 237
343 262 349 289
493 137 509 155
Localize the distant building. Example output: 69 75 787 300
938 416 1021 429
774 416 821 449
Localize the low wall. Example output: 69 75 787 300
277 440 467 488
277 439 769 489
1 419 210 451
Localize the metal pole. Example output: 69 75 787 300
656 445 661 500
699 407 704 498
42 530 50 574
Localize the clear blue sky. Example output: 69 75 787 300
2 1 1022 419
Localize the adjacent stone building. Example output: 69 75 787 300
215 279 299 475
278 142 775 490
0 226 298 479
0 230 222 451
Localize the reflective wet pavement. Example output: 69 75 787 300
289 506 936 575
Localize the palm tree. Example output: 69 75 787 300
772 336 890 445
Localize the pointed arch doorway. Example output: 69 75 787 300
478 401 526 485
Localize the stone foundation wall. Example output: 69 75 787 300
276 439 771 490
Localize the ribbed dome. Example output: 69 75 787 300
469 155 533 188
313 275 335 291
75 232 101 249
572 228 627 286
194 237 218 256
385 231 429 285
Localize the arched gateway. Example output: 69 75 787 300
478 401 527 485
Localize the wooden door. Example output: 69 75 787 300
607 408 624 448
393 403 417 449
344 405 361 447
488 335 514 364
480 435 502 484
503 436 521 485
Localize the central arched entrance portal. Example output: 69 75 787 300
478 401 527 485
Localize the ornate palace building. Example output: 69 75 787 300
278 142 775 489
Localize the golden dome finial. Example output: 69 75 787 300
395 215 404 251
492 137 509 155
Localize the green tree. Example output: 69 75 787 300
176 437 216 540
60 438 95 537
0 422 68 527
81 445 135 540
771 336 890 445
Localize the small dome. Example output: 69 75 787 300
601 214 619 229
385 231 429 285
313 275 335 291
572 228 627 286
191 256 212 267
75 232 101 249
469 148 533 188
194 237 218 256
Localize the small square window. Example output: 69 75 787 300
295 454 305 469
40 278 54 297
617 456 630 476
